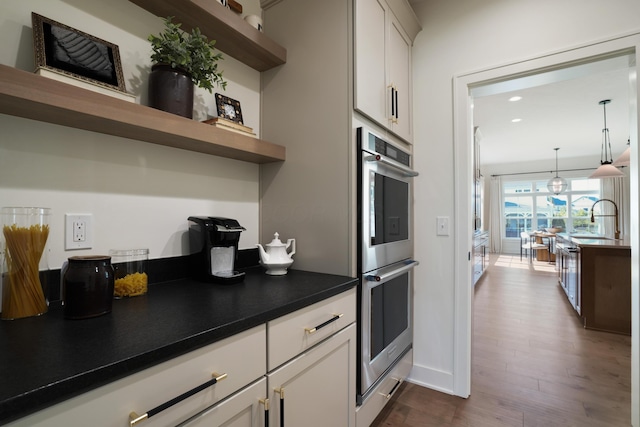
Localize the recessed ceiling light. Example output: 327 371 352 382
511 118 522 123
509 96 522 102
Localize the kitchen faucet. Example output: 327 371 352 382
590 198 620 239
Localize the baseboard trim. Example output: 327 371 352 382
406 363 455 395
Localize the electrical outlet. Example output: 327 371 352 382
65 214 93 250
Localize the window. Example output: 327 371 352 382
503 178 600 238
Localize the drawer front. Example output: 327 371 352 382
355 348 413 427
8 325 266 427
267 288 356 371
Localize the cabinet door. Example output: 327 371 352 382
354 0 388 126
180 378 268 427
267 323 356 427
387 13 412 142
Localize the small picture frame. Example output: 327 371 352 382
215 93 244 125
31 12 127 93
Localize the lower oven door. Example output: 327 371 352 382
359 259 418 401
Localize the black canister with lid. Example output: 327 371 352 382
63 256 115 319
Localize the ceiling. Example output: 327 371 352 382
472 55 633 167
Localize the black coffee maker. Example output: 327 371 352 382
188 216 246 284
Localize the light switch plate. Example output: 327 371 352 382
436 216 449 236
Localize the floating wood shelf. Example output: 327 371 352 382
129 0 287 72
0 65 286 163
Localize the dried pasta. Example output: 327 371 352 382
2 224 49 319
114 272 148 297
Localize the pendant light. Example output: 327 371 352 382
589 99 625 179
547 147 567 194
612 138 631 166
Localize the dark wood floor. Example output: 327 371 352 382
371 254 631 426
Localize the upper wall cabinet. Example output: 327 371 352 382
354 0 421 144
128 0 287 72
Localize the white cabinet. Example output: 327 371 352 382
473 231 489 285
354 0 420 143
7 326 267 427
266 288 357 426
268 289 357 370
354 0 387 127
267 324 357 427
7 288 358 427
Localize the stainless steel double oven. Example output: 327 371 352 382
357 127 419 404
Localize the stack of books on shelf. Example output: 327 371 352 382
202 117 256 138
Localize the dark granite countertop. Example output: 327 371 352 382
0 267 357 424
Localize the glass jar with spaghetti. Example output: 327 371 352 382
109 249 149 298
1 207 51 320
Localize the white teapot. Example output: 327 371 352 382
256 232 296 275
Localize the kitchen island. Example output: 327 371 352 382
556 233 631 335
0 267 357 425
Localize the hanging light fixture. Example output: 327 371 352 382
547 147 567 194
612 138 631 166
589 99 625 179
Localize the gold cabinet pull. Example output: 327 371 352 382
274 388 285 427
388 83 398 123
379 377 402 400
129 372 227 426
304 313 344 334
259 398 270 427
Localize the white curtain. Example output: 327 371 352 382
601 174 629 238
489 176 503 253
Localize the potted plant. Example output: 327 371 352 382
148 17 227 118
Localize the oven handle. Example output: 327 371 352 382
365 260 419 283
364 154 419 177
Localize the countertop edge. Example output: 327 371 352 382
556 233 631 249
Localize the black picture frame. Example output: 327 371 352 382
215 93 244 125
31 12 127 93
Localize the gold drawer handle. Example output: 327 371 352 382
129 372 227 426
275 388 285 427
304 313 344 334
259 398 270 427
379 377 402 400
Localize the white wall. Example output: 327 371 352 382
0 0 263 270
409 0 640 399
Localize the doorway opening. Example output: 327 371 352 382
452 35 639 423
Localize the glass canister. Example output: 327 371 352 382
63 256 114 319
1 207 51 320
110 249 149 298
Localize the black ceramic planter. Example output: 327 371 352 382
148 64 194 118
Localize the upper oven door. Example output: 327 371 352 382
358 128 418 273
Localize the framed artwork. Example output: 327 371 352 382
215 93 244 125
31 12 127 93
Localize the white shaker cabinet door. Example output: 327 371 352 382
387 13 413 142
267 323 356 427
354 0 388 127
